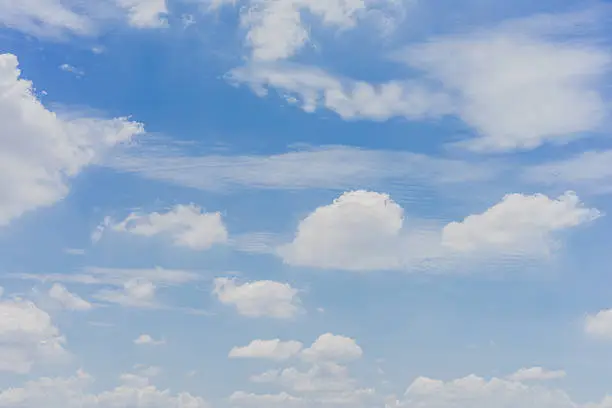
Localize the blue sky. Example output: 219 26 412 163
2 0 612 407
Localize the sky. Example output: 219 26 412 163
1 0 612 407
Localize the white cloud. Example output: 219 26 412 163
0 370 210 408
17 266 202 286
229 391 304 407
115 0 168 28
440 191 601 257
392 374 595 408
0 297 68 373
525 150 612 195
48 284 93 311
134 334 166 346
251 363 357 393
108 143 494 194
0 53 143 227
94 279 158 308
228 63 452 120
278 190 406 271
230 10 612 152
278 190 600 271
229 339 304 360
59 64 85 76
0 0 92 37
507 367 567 382
111 204 229 250
301 333 363 363
213 277 302 319
212 0 399 61
585 309 612 340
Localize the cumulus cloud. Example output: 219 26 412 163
585 309 612 340
0 297 69 373
110 204 229 250
134 334 166 346
229 339 304 360
48 284 93 311
440 191 601 257
278 190 600 272
390 373 600 408
0 369 209 408
301 333 363 363
213 278 302 319
0 53 143 227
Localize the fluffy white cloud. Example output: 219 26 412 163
231 10 611 151
441 191 601 257
134 334 166 346
48 284 93 311
507 367 567 381
301 333 363 363
251 363 357 393
0 369 210 408
94 279 158 308
585 309 612 340
111 204 228 250
229 339 304 360
213 278 302 318
279 190 600 271
390 373 605 408
0 53 143 227
278 190 406 271
229 391 305 407
115 0 168 28
0 297 68 373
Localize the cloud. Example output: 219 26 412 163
278 190 406 271
115 0 168 28
278 190 600 272
229 339 304 360
0 0 92 37
0 297 69 373
229 391 304 407
585 309 612 340
301 333 363 363
108 143 495 194
440 191 601 257
0 53 143 227
0 370 210 408
210 0 400 61
48 284 93 311
213 277 302 319
390 373 596 408
59 64 85 76
507 367 567 382
230 9 612 152
16 266 202 286
134 334 166 346
0 0 169 38
228 63 452 120
94 279 158 308
524 150 612 195
110 204 229 250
